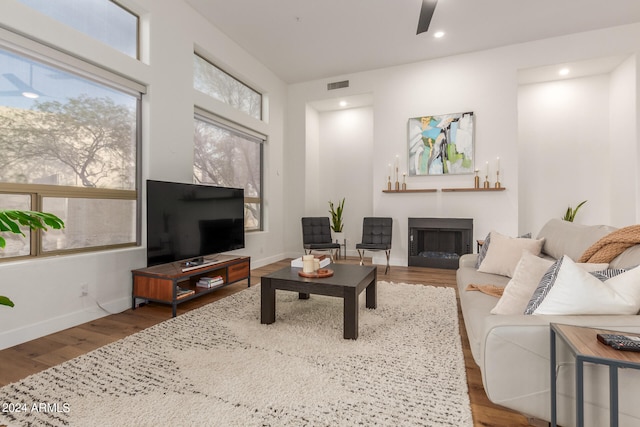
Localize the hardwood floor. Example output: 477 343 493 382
0 257 532 426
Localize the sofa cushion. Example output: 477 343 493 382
477 231 544 277
610 244 640 269
536 218 616 261
526 255 640 315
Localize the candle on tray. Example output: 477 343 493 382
302 255 314 273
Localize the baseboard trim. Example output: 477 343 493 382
0 296 130 350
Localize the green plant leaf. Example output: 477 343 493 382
0 211 24 235
562 200 587 222
0 296 15 308
328 198 345 232
0 210 64 309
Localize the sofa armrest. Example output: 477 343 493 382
480 314 640 425
459 253 478 268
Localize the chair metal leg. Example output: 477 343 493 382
357 249 365 265
384 250 391 274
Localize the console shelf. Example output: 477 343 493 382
131 255 250 317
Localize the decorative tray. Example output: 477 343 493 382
298 268 334 278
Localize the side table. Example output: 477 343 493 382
550 323 640 427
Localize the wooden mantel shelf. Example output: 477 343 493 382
382 187 505 193
441 187 506 192
382 189 437 193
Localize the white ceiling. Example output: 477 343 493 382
185 0 640 84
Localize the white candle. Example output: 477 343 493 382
496 156 500 172
302 255 314 273
388 163 392 178
485 161 489 177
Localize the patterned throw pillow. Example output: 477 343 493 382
590 268 628 281
475 232 491 268
524 257 564 314
525 256 640 315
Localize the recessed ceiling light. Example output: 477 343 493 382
339 100 348 107
434 31 445 39
559 68 570 76
21 91 39 99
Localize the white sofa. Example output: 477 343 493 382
457 218 640 426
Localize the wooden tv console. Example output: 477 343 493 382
131 255 250 317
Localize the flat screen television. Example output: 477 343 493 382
146 180 245 266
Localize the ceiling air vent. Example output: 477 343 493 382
327 80 349 90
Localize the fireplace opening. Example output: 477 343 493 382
408 218 473 269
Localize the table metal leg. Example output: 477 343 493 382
550 328 558 427
577 357 584 427
610 365 619 427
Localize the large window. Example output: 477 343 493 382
194 54 262 120
16 0 139 58
193 53 265 231
194 114 263 231
0 40 142 260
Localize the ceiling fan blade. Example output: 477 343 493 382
3 73 32 92
2 73 44 97
417 0 438 35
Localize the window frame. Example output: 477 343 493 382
0 184 139 259
0 29 143 261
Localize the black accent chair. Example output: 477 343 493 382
356 217 393 274
301 217 340 261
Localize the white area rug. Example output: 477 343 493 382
0 281 472 426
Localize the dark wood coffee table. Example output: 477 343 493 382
260 263 377 339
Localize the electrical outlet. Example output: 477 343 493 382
80 283 88 297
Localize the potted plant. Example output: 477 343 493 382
328 198 345 242
562 200 587 222
0 210 65 307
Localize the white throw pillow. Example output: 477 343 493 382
477 231 545 277
491 251 553 315
532 256 640 315
492 252 609 315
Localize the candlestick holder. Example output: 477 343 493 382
495 171 501 188
402 174 407 191
395 180 400 191
483 175 490 188
387 176 392 191
474 170 480 188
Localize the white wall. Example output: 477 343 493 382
518 75 612 234
286 24 640 266
0 0 287 349
318 106 374 252
609 56 638 227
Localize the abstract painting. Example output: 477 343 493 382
408 112 475 176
